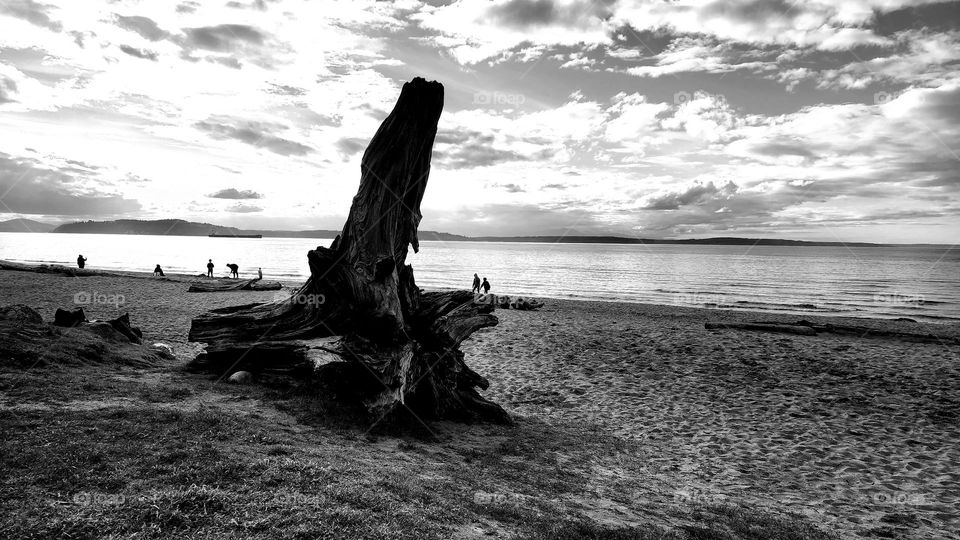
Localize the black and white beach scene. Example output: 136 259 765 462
1 1 958 539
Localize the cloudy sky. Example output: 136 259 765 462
0 0 958 242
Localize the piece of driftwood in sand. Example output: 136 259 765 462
54 307 87 327
0 260 116 277
188 78 509 425
1 304 164 368
187 278 283 293
53 307 144 344
705 320 957 344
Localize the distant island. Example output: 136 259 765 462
46 219 474 241
0 218 929 247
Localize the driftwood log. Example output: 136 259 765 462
188 78 509 424
187 278 283 293
705 320 958 344
2 305 163 368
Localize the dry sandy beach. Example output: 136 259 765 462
1 268 958 539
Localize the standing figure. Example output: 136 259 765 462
77 254 87 269
153 264 165 277
471 273 481 293
227 263 239 278
257 267 263 280
481 277 491 294
206 259 214 278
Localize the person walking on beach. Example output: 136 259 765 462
227 263 239 278
481 277 491 294
206 259 214 278
77 254 87 269
472 273 481 294
153 264 165 277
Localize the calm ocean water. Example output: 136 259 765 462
1 232 957 322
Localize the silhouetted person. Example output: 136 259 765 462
153 264 164 277
77 255 87 269
227 263 239 278
472 273 481 293
481 277 491 294
206 259 214 278
257 267 263 280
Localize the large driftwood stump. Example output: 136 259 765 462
188 78 509 424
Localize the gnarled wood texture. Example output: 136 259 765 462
188 78 509 424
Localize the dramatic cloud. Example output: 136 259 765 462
0 0 957 241
499 183 525 193
335 137 367 156
623 37 771 78
488 0 613 29
183 24 265 52
0 75 17 104
0 153 141 216
226 203 263 213
226 0 277 11
208 188 263 200
433 129 536 168
176 2 199 14
194 119 312 156
643 181 739 210
119 45 158 61
0 0 62 32
414 0 611 63
115 15 169 42
267 83 306 96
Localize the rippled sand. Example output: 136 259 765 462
463 301 960 539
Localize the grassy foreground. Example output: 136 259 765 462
0 359 839 540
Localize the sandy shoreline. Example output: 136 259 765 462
1 268 958 539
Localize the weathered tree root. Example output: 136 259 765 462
188 78 509 425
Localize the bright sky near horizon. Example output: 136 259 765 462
0 0 958 242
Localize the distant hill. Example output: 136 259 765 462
54 219 230 236
469 235 886 247
51 219 471 241
49 219 906 246
0 218 56 233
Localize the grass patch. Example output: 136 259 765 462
1 362 840 540
0 405 452 539
682 505 839 540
